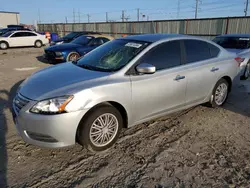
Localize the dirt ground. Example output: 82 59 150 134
0 47 250 188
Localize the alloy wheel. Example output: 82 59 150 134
89 113 119 147
214 83 228 105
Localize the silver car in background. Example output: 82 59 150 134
12 34 239 151
213 34 250 80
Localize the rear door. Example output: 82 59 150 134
181 39 221 105
22 32 38 46
130 40 187 122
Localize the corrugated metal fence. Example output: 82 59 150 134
38 16 250 40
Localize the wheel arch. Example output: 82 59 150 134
35 39 43 44
220 75 232 92
76 101 128 141
0 40 9 47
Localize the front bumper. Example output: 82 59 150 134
12 96 88 148
43 51 66 63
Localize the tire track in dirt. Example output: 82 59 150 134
25 108 194 188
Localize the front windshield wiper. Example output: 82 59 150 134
77 64 96 70
74 63 113 72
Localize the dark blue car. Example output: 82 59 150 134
50 31 101 45
44 35 113 63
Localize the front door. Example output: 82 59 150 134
129 40 187 123
8 32 27 47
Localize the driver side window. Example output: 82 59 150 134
92 38 104 46
139 40 182 71
11 32 25 38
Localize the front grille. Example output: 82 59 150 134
44 50 55 59
26 131 58 143
13 93 31 114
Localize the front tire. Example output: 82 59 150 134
35 40 43 48
77 105 123 152
0 42 8 50
67 52 80 62
209 78 229 107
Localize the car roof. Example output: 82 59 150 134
12 30 35 33
86 34 114 40
216 34 250 38
121 34 186 42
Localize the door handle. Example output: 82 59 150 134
174 75 185 81
211 67 219 72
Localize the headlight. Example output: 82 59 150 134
30 96 73 114
55 52 63 56
56 41 63 45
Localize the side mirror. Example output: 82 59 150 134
136 63 156 74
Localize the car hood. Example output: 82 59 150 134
45 43 82 51
19 63 111 100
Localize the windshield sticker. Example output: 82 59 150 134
125 43 142 48
239 38 250 41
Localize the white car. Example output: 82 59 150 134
0 30 49 49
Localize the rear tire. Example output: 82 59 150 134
243 62 250 80
77 105 123 152
209 78 229 108
34 40 43 48
0 42 8 50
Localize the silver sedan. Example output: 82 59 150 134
12 34 239 151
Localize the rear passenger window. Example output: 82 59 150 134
184 40 211 64
140 41 181 71
100 37 110 43
24 32 37 37
208 43 220 58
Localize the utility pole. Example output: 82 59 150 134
65 17 68 23
137 8 140 21
106 12 108 22
73 8 76 23
245 0 249 16
195 0 199 19
147 15 149 21
38 8 41 24
78 9 81 23
177 0 181 18
87 14 90 23
121 10 125 22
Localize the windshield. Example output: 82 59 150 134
76 39 150 72
71 35 93 45
213 37 250 49
64 32 80 39
0 29 9 35
1 31 13 37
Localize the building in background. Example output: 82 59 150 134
0 11 20 28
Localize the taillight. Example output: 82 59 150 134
234 57 245 66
